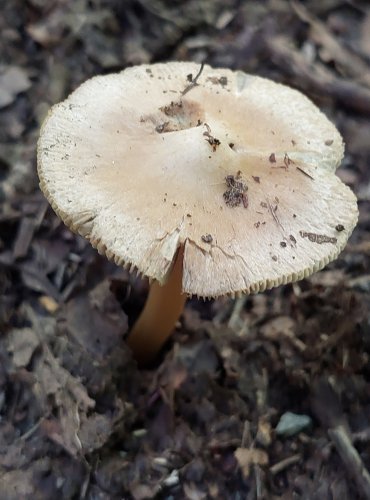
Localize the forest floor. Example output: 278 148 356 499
1 0 370 498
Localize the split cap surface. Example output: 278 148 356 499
38 62 358 298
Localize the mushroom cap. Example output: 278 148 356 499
37 62 358 298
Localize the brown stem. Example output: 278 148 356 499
127 247 186 365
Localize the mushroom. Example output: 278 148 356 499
37 62 358 365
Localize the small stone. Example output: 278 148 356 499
269 153 276 163
275 412 312 437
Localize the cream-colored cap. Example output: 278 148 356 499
37 62 358 298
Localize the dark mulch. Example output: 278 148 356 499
1 1 370 498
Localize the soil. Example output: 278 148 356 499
1 1 370 499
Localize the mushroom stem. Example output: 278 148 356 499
127 247 186 365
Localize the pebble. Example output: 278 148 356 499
276 411 312 437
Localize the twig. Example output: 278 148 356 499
228 296 248 330
19 418 43 441
270 453 301 475
329 425 370 500
353 428 370 444
266 198 284 231
264 35 370 116
296 166 314 180
79 457 91 500
254 464 265 499
182 63 205 96
291 1 370 86
241 420 252 448
311 380 370 499
346 241 370 255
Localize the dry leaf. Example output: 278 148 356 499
6 328 40 368
39 295 59 313
234 447 269 478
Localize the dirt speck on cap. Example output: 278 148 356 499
201 234 213 243
223 172 248 208
300 231 337 244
